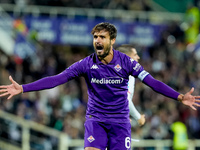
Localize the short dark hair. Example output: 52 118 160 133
116 44 135 55
91 22 117 40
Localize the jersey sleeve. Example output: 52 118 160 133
128 58 149 81
22 58 87 93
143 74 180 100
128 71 141 120
129 100 141 121
64 58 87 80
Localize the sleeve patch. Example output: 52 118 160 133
133 63 141 72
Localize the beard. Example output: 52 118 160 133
96 42 111 60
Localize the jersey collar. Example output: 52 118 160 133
94 49 117 65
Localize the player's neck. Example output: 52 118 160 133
101 49 113 65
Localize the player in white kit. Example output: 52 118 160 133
117 44 145 126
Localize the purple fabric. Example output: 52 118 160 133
143 74 180 100
84 120 131 150
22 50 143 123
22 49 180 124
22 72 68 92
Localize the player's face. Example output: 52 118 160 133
93 30 115 59
129 48 140 62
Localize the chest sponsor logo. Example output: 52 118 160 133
87 135 95 143
114 64 121 71
91 77 124 84
91 64 99 69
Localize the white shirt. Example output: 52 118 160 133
128 76 141 120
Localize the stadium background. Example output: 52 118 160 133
0 0 200 150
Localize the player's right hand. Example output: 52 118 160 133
0 76 23 100
137 114 145 126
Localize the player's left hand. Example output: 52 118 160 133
179 87 200 110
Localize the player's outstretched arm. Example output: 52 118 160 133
0 71 70 100
143 75 200 111
0 76 23 100
178 87 200 110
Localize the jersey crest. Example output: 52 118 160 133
114 64 121 72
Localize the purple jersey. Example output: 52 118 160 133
65 49 149 123
22 49 179 123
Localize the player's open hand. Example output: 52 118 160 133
180 87 200 110
0 76 23 100
137 114 145 126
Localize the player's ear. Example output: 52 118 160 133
111 38 116 45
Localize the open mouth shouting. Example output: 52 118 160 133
95 42 112 60
96 44 104 54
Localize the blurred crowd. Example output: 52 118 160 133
0 44 90 149
0 0 152 11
